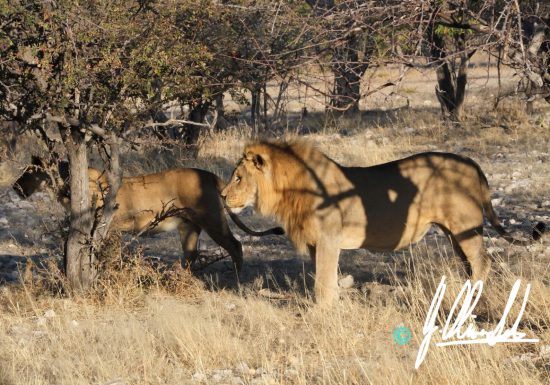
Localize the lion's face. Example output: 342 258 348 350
222 154 266 213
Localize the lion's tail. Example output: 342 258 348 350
214 176 284 237
478 170 545 244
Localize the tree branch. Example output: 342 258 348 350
142 118 212 128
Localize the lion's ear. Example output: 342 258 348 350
252 154 265 170
244 151 267 170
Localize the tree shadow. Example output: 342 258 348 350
0 252 54 285
244 105 443 135
192 248 410 294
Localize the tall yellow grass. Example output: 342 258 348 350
0 241 547 385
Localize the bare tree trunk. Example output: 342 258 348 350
271 78 289 125
184 100 210 157
428 23 473 122
57 120 122 291
331 34 368 114
150 77 171 139
250 85 261 136
305 0 368 115
263 81 268 129
214 92 226 131
63 128 95 291
94 135 121 243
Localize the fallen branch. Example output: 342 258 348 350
258 288 291 300
190 252 229 272
135 201 197 238
143 110 218 130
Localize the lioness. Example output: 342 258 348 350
14 163 283 271
221 140 545 305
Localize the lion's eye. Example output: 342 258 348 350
235 176 241 183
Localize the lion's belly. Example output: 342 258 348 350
338 199 432 251
113 212 183 233
338 198 368 249
340 232 367 249
112 193 185 233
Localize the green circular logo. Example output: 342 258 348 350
392 326 412 346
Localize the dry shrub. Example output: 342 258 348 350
3 241 205 315
92 245 205 307
197 125 252 162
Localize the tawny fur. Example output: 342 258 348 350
86 168 282 270
247 141 320 254
222 139 544 305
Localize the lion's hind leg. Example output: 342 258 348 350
201 214 243 272
178 221 201 269
438 223 489 283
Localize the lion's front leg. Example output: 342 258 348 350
314 239 340 307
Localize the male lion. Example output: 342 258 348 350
221 140 544 305
14 162 283 270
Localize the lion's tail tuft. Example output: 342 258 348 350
533 221 546 241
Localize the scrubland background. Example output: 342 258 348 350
0 58 549 385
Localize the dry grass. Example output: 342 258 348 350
0 241 548 385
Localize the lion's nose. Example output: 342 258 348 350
220 190 227 200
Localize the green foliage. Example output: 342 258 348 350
1 0 317 134
434 24 473 38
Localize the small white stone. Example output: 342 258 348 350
191 372 206 382
225 303 236 311
44 309 56 318
36 317 47 326
338 274 354 289
70 320 79 327
235 362 249 374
